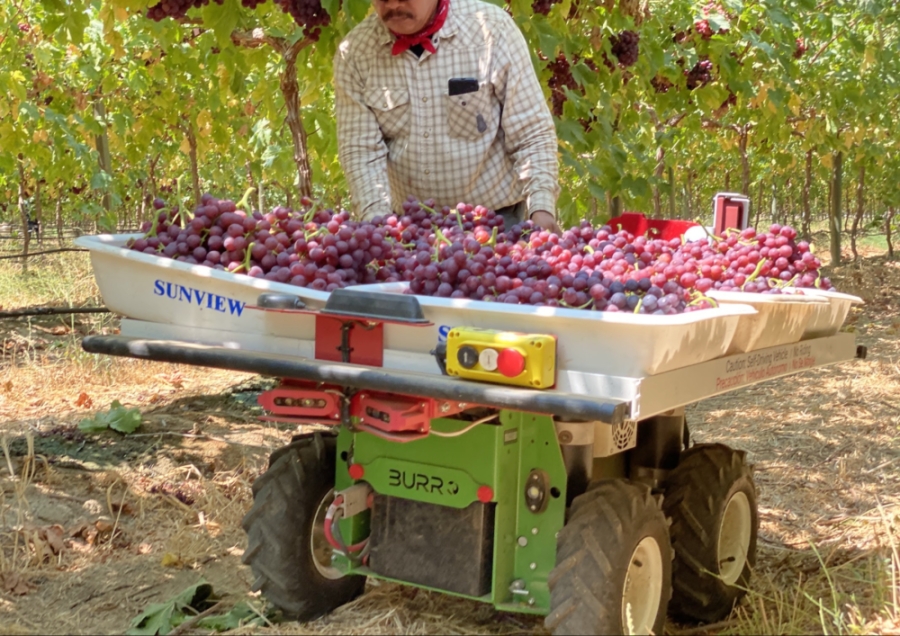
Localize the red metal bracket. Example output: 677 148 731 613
257 381 342 423
350 393 472 435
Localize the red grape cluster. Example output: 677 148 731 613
405 220 831 312
410 220 695 314
273 0 332 39
127 195 505 291
530 0 561 16
685 59 714 90
241 0 267 8
546 54 577 117
128 194 832 314
651 75 673 94
610 30 640 67
794 37 808 59
695 19 714 39
685 225 831 293
147 0 218 21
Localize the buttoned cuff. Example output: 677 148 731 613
526 191 557 219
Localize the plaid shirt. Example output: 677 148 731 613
333 0 559 220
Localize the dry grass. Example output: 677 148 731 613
0 246 898 635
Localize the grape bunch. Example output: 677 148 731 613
685 59 713 90
694 19 714 39
241 0 267 8
273 0 333 39
546 54 577 117
128 195 505 291
530 0 561 16
794 37 808 59
129 193 833 315
651 75 673 93
610 30 640 68
147 0 213 21
408 220 696 314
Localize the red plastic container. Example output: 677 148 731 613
607 212 699 241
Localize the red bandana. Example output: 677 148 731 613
390 0 450 56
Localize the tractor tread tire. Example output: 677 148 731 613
545 480 673 635
662 443 758 623
241 433 365 621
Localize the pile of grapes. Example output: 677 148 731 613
127 195 833 315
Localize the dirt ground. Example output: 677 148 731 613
0 249 898 635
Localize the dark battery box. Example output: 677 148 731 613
368 494 495 597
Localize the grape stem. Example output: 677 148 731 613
742 258 768 289
454 210 464 231
559 298 594 310
633 297 643 314
238 241 255 274
236 186 256 211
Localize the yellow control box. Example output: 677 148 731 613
445 328 556 389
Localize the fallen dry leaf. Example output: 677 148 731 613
38 524 66 555
110 501 134 516
3 380 11 392
0 572 36 596
95 519 114 533
75 392 93 408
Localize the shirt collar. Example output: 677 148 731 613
376 1 460 47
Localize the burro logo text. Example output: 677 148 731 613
153 280 246 316
388 468 459 496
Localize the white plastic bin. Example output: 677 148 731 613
707 290 827 354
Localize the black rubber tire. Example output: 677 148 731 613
662 443 758 623
545 480 673 635
241 433 365 620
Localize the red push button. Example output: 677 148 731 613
497 348 526 377
348 463 365 480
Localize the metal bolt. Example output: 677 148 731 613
517 536 528 547
531 527 538 535
510 579 525 591
529 562 537 570
558 430 573 444
528 597 536 606
440 402 450 413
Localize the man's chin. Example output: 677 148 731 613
385 18 418 34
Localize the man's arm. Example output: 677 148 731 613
333 42 394 220
491 15 560 230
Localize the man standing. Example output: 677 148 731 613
333 0 561 233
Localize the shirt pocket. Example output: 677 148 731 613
364 87 411 140
445 84 491 142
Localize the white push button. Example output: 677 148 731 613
479 348 499 371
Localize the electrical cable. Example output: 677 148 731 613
430 412 499 437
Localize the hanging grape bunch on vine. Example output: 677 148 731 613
273 0 333 39
147 0 221 22
609 30 640 67
685 59 713 90
546 54 578 117
147 0 333 39
695 1 732 39
529 0 562 16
